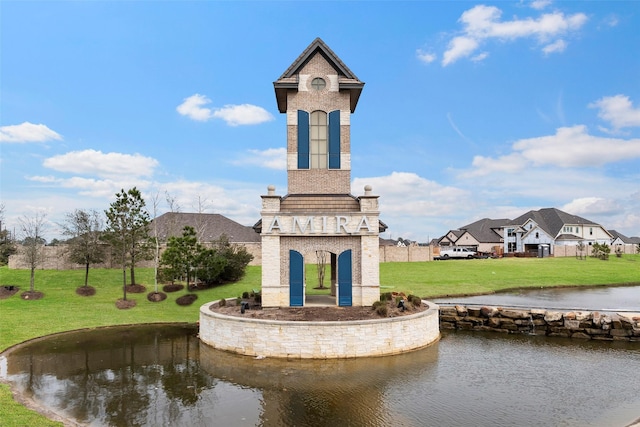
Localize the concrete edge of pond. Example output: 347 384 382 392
199 300 441 358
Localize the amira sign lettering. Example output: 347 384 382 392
265 215 375 235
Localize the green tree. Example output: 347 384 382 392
214 234 253 283
160 226 202 288
61 209 105 287
198 247 228 285
0 203 16 265
591 242 610 260
104 188 152 300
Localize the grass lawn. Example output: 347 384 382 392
0 255 638 426
2 256 639 351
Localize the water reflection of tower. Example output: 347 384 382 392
198 343 439 426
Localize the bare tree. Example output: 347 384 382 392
149 191 162 294
164 191 182 239
18 212 48 293
60 209 105 287
316 250 327 289
576 240 586 260
193 195 211 243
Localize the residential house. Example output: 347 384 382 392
438 218 510 254
609 230 640 246
503 208 612 255
151 212 261 244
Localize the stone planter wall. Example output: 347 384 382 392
440 305 640 342
200 301 440 358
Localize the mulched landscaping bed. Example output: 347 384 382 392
125 284 146 293
116 299 137 309
0 285 19 299
163 284 184 293
176 294 198 306
210 297 428 321
147 291 167 302
21 291 44 300
76 286 96 296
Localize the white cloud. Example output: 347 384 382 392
441 4 587 65
25 175 153 198
443 36 479 66
42 149 159 178
604 14 619 28
0 122 63 143
589 94 640 131
212 104 274 126
354 172 470 218
530 0 552 10
471 52 489 62
176 93 214 121
561 197 623 217
352 172 472 241
416 49 437 64
465 153 530 177
542 39 567 54
177 93 274 126
465 125 640 177
233 148 286 170
514 125 640 167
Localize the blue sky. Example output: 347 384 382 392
2 1 639 242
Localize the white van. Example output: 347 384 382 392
436 247 476 259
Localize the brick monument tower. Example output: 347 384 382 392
257 38 384 308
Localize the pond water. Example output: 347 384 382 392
1 324 639 427
434 284 640 312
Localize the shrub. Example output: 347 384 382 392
372 300 384 309
242 291 250 299
615 246 623 258
375 304 388 317
408 294 422 307
591 242 610 260
218 297 226 307
380 292 392 301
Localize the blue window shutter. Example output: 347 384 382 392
328 110 340 169
297 110 309 169
290 250 304 306
338 250 352 306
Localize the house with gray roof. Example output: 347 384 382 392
609 230 640 246
437 208 614 256
438 218 510 254
151 212 260 244
503 208 612 255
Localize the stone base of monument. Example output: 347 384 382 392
199 301 440 359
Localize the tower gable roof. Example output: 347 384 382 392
274 37 364 113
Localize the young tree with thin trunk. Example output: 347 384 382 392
60 209 105 287
104 187 152 300
18 212 47 293
149 191 162 294
316 250 327 289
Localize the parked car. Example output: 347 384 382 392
435 247 476 260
